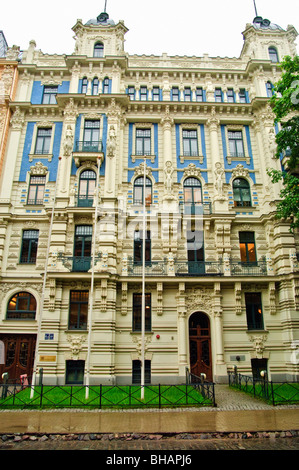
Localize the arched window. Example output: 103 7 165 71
266 81 274 97
184 177 202 210
78 170 97 207
92 78 99 95
269 47 279 63
7 292 36 320
233 178 251 207
94 42 104 58
103 77 110 94
133 176 152 206
81 77 88 94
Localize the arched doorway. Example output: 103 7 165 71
189 312 212 381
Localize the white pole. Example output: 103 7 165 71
141 158 146 400
85 156 101 399
30 156 61 399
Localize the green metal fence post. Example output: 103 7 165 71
99 384 102 409
40 383 43 408
159 384 161 409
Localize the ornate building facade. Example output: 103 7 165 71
0 11 298 385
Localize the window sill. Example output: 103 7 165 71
179 154 204 164
29 153 53 162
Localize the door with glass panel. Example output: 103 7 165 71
73 226 92 272
78 170 96 207
0 335 36 382
189 313 212 381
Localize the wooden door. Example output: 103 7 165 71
0 335 36 382
189 312 212 381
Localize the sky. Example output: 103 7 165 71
1 0 299 58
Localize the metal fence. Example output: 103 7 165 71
186 368 216 407
228 371 299 406
0 381 215 410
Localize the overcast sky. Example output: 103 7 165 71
1 0 299 58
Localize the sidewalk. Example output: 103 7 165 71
0 385 298 435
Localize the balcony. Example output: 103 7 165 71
180 202 212 215
73 141 104 167
58 254 101 272
175 261 222 277
77 196 94 208
230 261 267 276
127 261 167 276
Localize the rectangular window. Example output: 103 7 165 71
171 87 180 101
34 128 52 155
184 87 192 101
251 358 268 379
42 86 58 104
66 360 85 384
227 88 235 103
134 230 151 265
140 86 148 101
196 87 204 102
239 232 257 264
132 360 151 384
83 120 100 151
73 225 92 272
182 129 198 156
245 293 264 330
27 176 46 205
136 128 151 156
239 89 247 103
127 86 136 100
228 130 245 157
215 88 223 102
152 87 160 101
20 230 39 264
132 293 151 332
68 291 89 330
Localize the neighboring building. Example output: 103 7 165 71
0 11 298 386
0 32 19 180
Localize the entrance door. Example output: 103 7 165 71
189 312 212 381
0 335 36 382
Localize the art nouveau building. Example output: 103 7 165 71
0 11 298 385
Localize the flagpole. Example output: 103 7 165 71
85 156 101 400
141 157 146 400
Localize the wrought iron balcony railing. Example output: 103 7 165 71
127 261 167 276
175 261 223 277
74 141 103 153
180 202 212 215
230 261 267 276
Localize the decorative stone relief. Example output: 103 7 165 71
67 335 86 359
249 334 268 357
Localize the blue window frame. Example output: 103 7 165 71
184 87 192 101
152 87 161 101
215 88 223 102
94 42 104 58
269 47 279 63
42 86 58 104
92 78 99 95
227 88 235 103
127 86 136 100
139 86 148 101
196 88 204 102
171 87 180 101
81 77 88 94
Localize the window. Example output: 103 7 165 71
182 130 198 156
133 176 152 205
7 292 36 320
27 175 46 205
140 86 148 101
245 293 264 330
266 81 274 97
215 88 223 102
132 293 151 332
232 178 251 207
135 128 151 156
171 87 180 101
68 291 89 330
269 47 279 63
196 87 204 102
227 88 235 103
92 78 99 95
42 86 58 104
228 130 245 157
184 87 192 101
34 128 52 155
103 77 110 94
20 230 39 264
152 87 160 101
83 120 100 151
94 42 104 58
81 77 88 94
132 360 151 384
184 178 202 206
239 89 247 103
127 86 136 100
73 225 92 272
66 360 85 384
78 170 96 207
239 232 257 264
134 230 151 265
187 229 205 274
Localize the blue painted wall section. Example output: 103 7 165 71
19 121 63 182
31 81 70 104
176 124 208 184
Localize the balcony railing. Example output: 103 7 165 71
127 261 167 276
180 202 212 215
230 261 267 276
77 196 94 207
74 141 103 153
58 254 102 272
175 261 223 277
